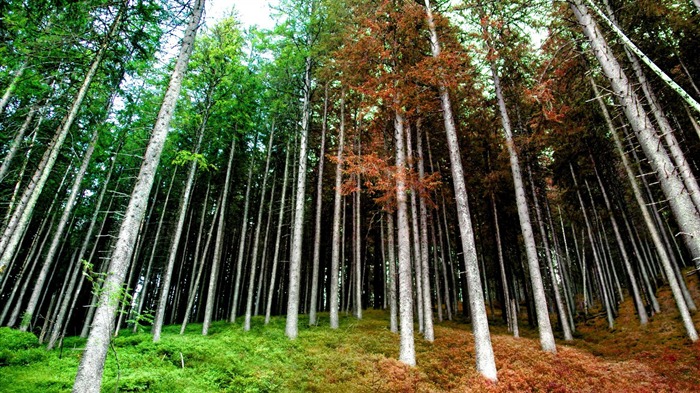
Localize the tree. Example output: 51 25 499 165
72 0 205 390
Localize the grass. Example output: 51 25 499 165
2 276 700 392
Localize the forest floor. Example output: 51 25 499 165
1 275 700 392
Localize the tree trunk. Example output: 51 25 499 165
285 52 312 339
422 0 497 379
231 132 258 323
0 104 37 183
72 1 204 390
309 86 328 326
0 62 26 116
490 60 556 352
265 140 291 325
394 109 415 366
415 121 434 341
330 92 346 329
153 125 205 341
244 128 275 331
406 124 425 334
203 138 235 335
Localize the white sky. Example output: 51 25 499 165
205 0 278 29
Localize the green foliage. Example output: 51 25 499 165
171 150 216 171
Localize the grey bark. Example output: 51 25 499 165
285 53 312 339
231 132 257 323
265 140 291 325
406 125 424 333
203 138 235 335
330 92 346 329
490 60 556 352
394 110 415 366
20 128 99 331
387 212 398 332
423 0 497 379
0 104 37 182
244 128 275 331
72 1 204 390
153 127 205 341
414 122 433 341
308 86 328 326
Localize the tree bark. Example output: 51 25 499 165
330 92 346 329
0 62 26 116
72 1 204 390
244 128 275 331
153 125 205 341
203 138 235 335
308 85 328 326
422 0 497 379
265 140 291 325
0 104 37 183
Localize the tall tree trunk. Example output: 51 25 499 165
308 86 328 325
330 92 346 329
415 121 433 341
394 110 415 366
72 1 204 390
285 53 312 339
387 212 398 333
0 104 37 182
181 187 217 334
265 141 291 325
592 160 648 324
571 0 700 267
153 125 205 341
0 62 26 116
406 124 424 334
231 132 258 323
244 128 275 331
255 171 277 316
491 195 514 334
203 138 235 335
528 167 573 340
422 0 497 380
490 60 556 352
0 3 126 279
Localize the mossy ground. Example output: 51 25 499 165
2 276 699 392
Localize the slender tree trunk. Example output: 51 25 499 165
0 104 37 182
181 188 217 334
415 121 433 341
231 132 258 323
491 60 556 352
244 128 275 331
394 110 415 366
330 92 346 329
255 172 276 316
0 62 26 116
309 86 328 325
422 0 497 379
203 138 235 335
528 167 573 340
285 52 313 339
72 2 204 390
153 125 205 341
491 195 513 334
387 212 398 332
265 141 291 325
592 160 648 324
406 125 424 333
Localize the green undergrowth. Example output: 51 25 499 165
1 298 699 392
